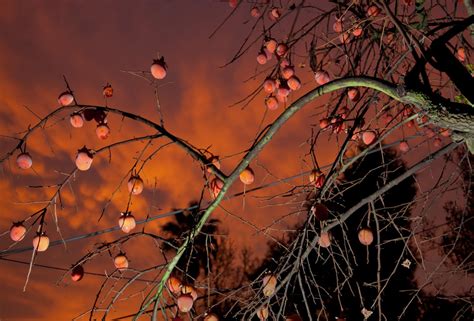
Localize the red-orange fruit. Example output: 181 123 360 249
319 118 329 129
318 231 331 248
167 276 182 294
367 5 381 17
276 93 287 103
128 175 144 195
32 233 50 252
10 222 27 242
118 213 136 233
309 170 325 188
263 78 276 93
439 128 450 137
287 76 301 91
276 43 288 57
210 177 224 199
333 19 343 33
70 112 84 128
114 253 129 270
228 0 238 8
71 265 84 282
103 84 113 98
457 47 466 62
277 84 290 98
181 285 198 301
433 137 442 147
270 7 281 20
96 122 110 140
58 91 74 106
250 7 261 18
257 306 269 320
257 52 267 65
352 26 363 37
177 294 194 313
262 274 277 297
358 228 374 246
399 141 410 153
314 70 330 85
362 131 377 145
347 88 360 101
281 66 295 79
151 58 167 79
75 147 93 171
265 96 279 110
239 167 255 185
265 38 277 54
16 152 32 169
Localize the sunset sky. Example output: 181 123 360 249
0 1 328 319
0 1 472 320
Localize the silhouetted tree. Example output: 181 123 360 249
249 146 419 321
161 201 220 281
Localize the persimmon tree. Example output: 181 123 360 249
0 0 473 320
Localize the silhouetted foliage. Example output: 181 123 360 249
161 201 220 281
250 146 419 320
442 151 473 275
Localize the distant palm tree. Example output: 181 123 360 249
161 201 220 282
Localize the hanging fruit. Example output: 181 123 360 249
210 177 224 199
263 78 277 93
358 228 374 246
70 112 84 128
32 232 50 252
265 95 279 110
314 70 330 85
262 274 277 297
318 231 331 248
347 88 360 101
239 167 255 185
309 169 325 188
16 152 32 169
75 147 93 171
287 76 301 91
265 38 277 54
250 7 261 18
71 265 84 282
127 175 144 195
276 43 288 57
367 5 381 17
257 51 268 65
151 57 167 79
118 212 136 233
362 131 377 145
96 122 110 140
167 276 182 294
399 141 410 153
177 294 194 313
103 83 113 98
58 91 74 106
114 253 129 270
10 222 27 242
257 306 269 320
